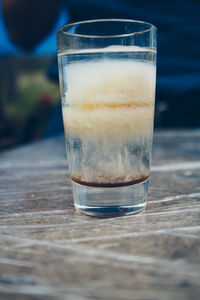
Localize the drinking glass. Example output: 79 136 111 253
57 19 157 217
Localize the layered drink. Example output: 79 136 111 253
59 46 156 191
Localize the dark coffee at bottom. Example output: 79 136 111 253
71 174 149 188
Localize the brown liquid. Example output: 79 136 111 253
71 174 149 188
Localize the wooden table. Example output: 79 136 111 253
0 131 200 300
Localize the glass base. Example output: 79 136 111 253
71 179 148 218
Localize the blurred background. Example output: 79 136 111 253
0 0 200 151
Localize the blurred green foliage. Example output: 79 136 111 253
5 72 59 118
0 57 60 150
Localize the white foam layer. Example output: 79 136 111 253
65 60 155 107
63 59 156 140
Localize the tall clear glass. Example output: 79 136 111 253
57 19 157 217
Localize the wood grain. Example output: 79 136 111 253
0 131 200 300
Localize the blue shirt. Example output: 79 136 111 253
66 0 200 127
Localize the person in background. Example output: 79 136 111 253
47 0 200 133
1 0 200 140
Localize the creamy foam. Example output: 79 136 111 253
62 59 156 140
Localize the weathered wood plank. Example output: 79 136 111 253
0 131 200 300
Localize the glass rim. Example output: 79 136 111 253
57 18 157 39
